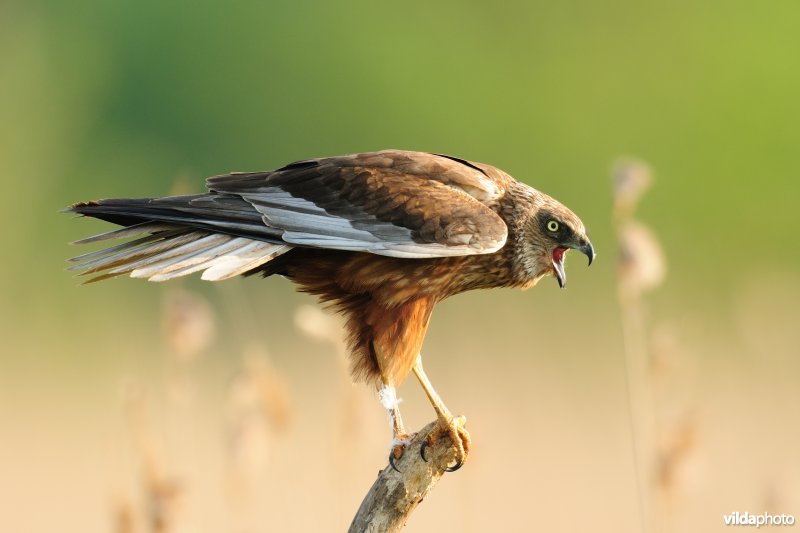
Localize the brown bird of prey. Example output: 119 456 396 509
67 149 594 471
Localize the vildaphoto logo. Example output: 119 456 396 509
723 512 796 527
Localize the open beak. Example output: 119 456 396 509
552 250 567 289
552 239 595 289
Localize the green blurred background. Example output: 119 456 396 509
1 1 798 532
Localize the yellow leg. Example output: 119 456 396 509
411 355 471 472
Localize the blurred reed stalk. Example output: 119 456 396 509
294 304 365 526
120 380 185 533
159 286 216 531
614 158 698 532
212 278 294 530
112 286 216 533
161 288 215 408
225 342 292 531
112 493 136 533
294 304 364 451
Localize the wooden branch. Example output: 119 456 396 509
349 420 463 533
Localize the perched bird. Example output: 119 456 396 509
66 149 595 471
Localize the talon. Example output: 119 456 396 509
389 452 402 473
388 436 411 473
421 415 471 473
446 458 464 473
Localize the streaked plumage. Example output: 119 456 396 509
67 149 595 470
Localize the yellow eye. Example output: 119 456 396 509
547 220 560 232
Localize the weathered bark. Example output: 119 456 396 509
348 421 463 533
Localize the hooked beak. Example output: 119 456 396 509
552 239 595 289
576 240 596 266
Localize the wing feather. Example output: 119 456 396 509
208 150 509 259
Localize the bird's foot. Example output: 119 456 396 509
388 435 413 473
420 415 471 472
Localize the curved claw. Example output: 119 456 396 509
421 439 462 471
446 458 464 473
389 452 402 473
420 419 468 473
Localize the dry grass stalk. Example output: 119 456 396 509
613 157 662 533
224 343 292 530
294 304 365 451
122 381 185 533
614 157 702 533
112 287 213 533
295 304 370 526
650 327 700 522
656 414 697 501
112 494 137 533
617 221 666 300
226 344 292 468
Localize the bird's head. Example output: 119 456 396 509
520 195 595 289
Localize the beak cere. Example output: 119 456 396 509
552 247 567 289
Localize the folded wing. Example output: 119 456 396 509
208 150 509 259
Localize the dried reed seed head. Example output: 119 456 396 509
617 220 666 294
161 288 215 361
226 410 271 477
231 344 292 433
294 304 340 343
612 157 653 218
225 346 292 478
111 493 136 533
146 477 184 533
118 379 185 532
656 415 698 495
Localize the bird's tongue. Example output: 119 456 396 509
552 247 567 289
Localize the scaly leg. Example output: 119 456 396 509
378 384 412 472
411 354 471 472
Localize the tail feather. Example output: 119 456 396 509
69 231 171 264
145 241 251 282
70 230 202 274
128 233 237 279
67 194 282 241
151 240 289 282
70 221 175 245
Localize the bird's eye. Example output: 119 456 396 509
546 220 560 232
